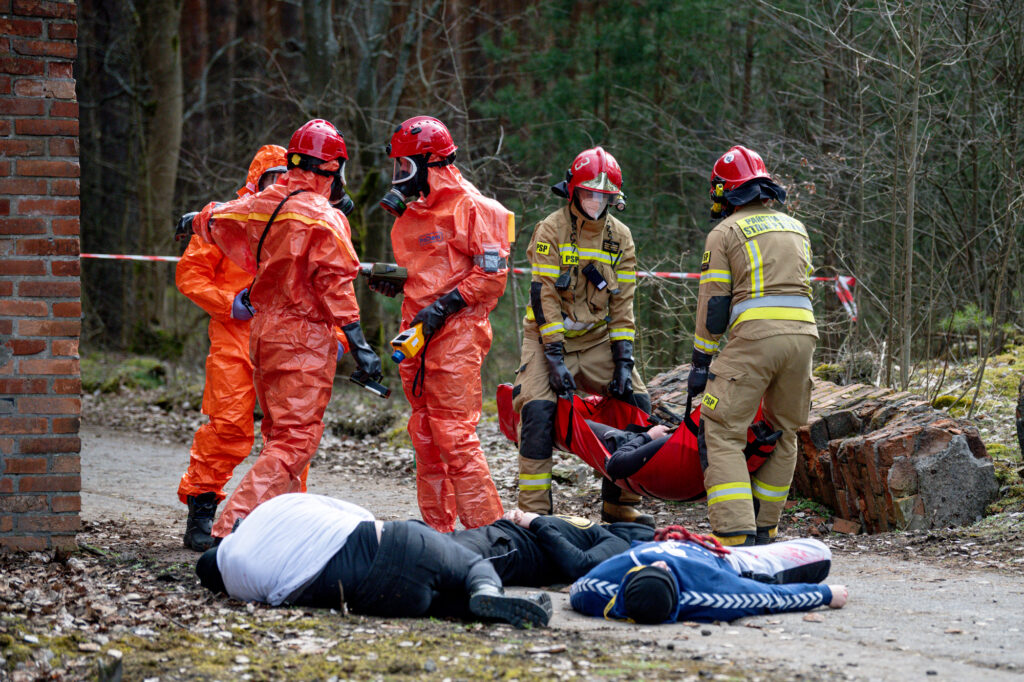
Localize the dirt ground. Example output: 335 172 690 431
4 382 1024 680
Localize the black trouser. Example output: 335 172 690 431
450 519 548 587
344 520 499 619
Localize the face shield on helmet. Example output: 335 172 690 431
576 189 613 221
392 157 418 185
380 154 431 218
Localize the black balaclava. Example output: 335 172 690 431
621 566 678 624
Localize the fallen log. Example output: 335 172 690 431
647 365 998 534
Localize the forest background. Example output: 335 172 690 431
77 0 1024 402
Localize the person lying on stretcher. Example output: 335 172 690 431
588 419 782 482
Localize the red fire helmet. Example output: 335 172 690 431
710 145 771 191
288 119 348 163
567 146 622 196
387 116 458 159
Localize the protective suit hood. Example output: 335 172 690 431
277 166 335 199
238 145 288 198
418 163 468 211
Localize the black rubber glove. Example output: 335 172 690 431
411 288 467 336
687 349 713 397
543 341 576 398
175 211 198 242
341 321 383 382
368 279 400 298
608 340 635 398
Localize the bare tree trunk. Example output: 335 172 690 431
900 2 923 390
303 0 339 102
136 0 184 347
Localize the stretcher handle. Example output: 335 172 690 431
683 393 699 436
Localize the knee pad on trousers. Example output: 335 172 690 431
519 400 558 460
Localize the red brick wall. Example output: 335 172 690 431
0 0 81 552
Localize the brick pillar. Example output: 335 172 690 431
0 0 81 552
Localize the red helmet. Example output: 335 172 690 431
567 146 622 196
387 116 457 159
288 119 348 163
710 145 771 191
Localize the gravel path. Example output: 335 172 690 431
80 423 1024 681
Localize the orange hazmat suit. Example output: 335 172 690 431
176 145 288 505
393 164 510 532
194 163 362 537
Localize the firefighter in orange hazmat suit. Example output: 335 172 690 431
175 144 288 552
187 119 382 538
372 116 509 532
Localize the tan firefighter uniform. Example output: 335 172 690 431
513 203 649 514
695 204 817 541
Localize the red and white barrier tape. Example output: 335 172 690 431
80 253 181 263
79 253 856 318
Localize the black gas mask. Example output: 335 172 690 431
380 153 430 218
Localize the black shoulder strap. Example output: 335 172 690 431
255 189 306 270
683 394 699 436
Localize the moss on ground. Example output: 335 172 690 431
4 613 735 681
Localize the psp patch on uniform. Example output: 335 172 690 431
701 393 719 410
701 251 711 271
562 251 580 266
535 242 551 255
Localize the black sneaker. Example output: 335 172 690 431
184 492 218 552
469 586 552 629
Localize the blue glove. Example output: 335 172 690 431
336 340 345 361
231 289 254 321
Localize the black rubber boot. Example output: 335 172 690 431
469 584 552 629
184 492 218 552
755 526 778 545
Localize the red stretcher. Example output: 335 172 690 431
496 383 773 502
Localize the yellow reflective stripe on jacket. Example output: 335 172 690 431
751 477 790 502
732 307 815 327
532 263 560 277
700 269 731 285
219 211 332 230
694 335 719 353
559 244 616 264
615 270 636 282
539 321 565 337
519 473 551 491
803 240 813 285
744 239 764 297
735 212 809 239
706 481 753 506
609 328 635 341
